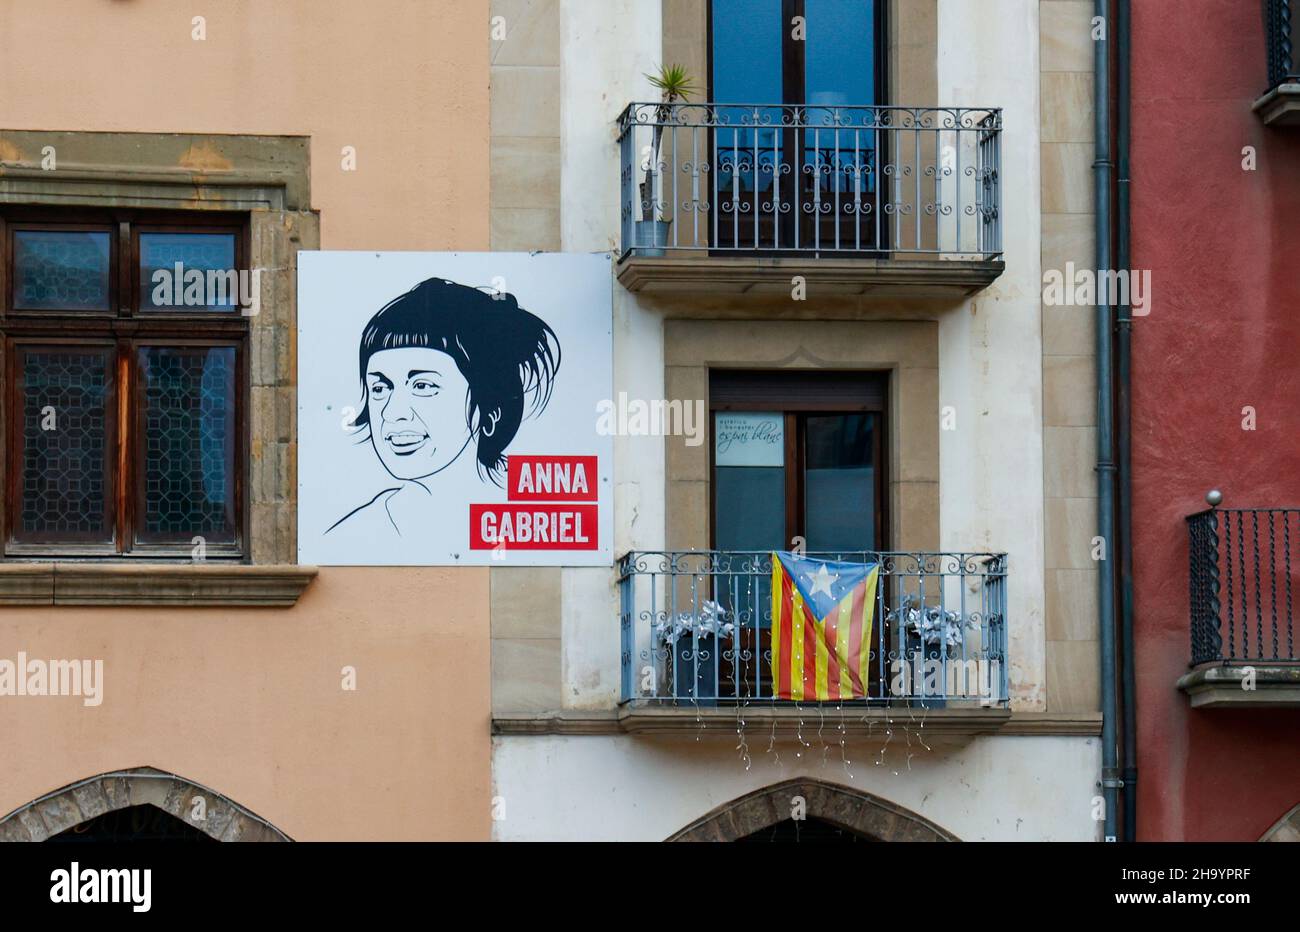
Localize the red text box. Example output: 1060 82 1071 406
507 455 597 502
470 504 599 550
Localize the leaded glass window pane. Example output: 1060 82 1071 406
13 231 112 311
139 232 238 312
18 347 112 540
138 346 237 541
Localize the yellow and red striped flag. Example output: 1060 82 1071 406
770 551 879 701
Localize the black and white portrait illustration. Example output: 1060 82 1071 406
298 252 612 566
327 277 560 539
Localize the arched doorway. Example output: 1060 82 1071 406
1260 802 1300 842
48 805 217 842
668 778 958 842
0 767 290 842
737 815 875 842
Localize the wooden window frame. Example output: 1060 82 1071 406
0 208 250 560
708 369 890 553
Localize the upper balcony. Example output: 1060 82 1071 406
616 102 1004 298
1257 0 1300 125
1180 506 1300 707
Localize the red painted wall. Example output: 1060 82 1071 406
1132 0 1300 840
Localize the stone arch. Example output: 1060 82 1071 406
0 767 291 842
1260 802 1300 841
667 777 959 842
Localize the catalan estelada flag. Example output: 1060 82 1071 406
770 552 879 701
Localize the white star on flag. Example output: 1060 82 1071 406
806 563 838 598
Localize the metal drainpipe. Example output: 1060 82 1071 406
1094 0 1121 843
1115 0 1137 843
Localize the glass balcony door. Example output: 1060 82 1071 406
713 409 881 553
709 0 883 252
707 370 886 700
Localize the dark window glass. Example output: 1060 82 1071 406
804 0 878 204
715 466 787 551
13 231 112 310
805 0 876 110
713 411 787 551
18 347 111 540
712 0 785 212
804 413 874 551
139 232 238 311
139 346 237 541
711 0 783 104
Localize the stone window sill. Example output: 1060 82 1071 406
0 563 317 607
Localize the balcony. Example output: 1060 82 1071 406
1256 0 1300 125
1181 507 1300 707
616 102 1004 297
616 550 1008 734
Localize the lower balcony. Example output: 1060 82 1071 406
1181 507 1300 707
618 550 1009 732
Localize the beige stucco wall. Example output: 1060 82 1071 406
0 569 488 840
0 0 492 840
0 0 488 252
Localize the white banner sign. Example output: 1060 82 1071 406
714 412 784 467
297 252 613 566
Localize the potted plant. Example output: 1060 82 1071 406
655 600 732 703
638 64 698 256
886 595 978 709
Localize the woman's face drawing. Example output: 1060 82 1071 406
364 347 474 481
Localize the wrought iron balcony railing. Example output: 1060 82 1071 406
1188 507 1300 665
618 550 1008 706
1266 0 1298 90
617 102 1002 260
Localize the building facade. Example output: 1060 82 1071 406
488 0 1104 842
0 0 493 841
0 0 1115 843
1131 0 1300 841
